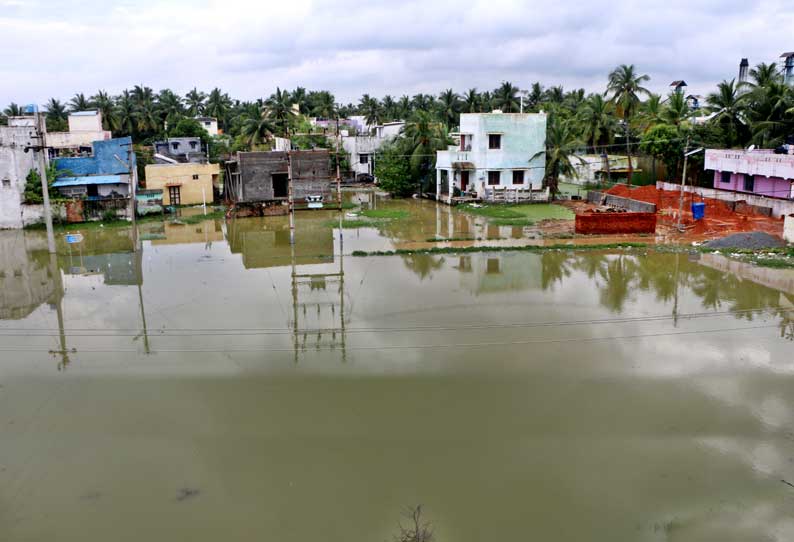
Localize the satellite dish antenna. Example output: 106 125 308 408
747 144 756 151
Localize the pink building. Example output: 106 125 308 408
705 149 794 200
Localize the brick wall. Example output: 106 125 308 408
575 212 657 234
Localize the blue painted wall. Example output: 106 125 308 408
55 137 135 176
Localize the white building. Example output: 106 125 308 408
559 154 635 186
0 117 46 229
341 121 404 181
435 112 547 203
46 110 111 156
195 116 219 137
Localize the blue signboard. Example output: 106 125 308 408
65 233 84 244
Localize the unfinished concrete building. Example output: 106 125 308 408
225 149 333 205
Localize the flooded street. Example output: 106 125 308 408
2 197 794 541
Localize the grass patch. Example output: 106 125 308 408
328 219 381 229
351 242 647 257
171 209 226 224
461 203 574 222
360 209 409 219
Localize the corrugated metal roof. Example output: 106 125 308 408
52 175 126 187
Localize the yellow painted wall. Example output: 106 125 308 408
144 163 220 205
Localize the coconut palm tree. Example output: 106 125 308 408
637 93 664 131
185 87 206 116
69 93 91 112
605 64 651 185
309 91 336 119
746 80 794 147
265 87 296 136
747 62 781 89
90 90 117 131
463 88 480 113
411 93 435 111
403 110 449 193
577 94 616 152
241 106 276 147
528 82 544 110
45 98 68 131
437 89 460 128
397 95 412 119
358 94 381 128
381 95 397 122
706 79 746 147
660 91 691 126
530 115 585 198
115 90 137 136
493 81 519 112
290 87 308 115
156 88 184 131
205 88 231 130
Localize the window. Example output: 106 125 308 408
359 154 369 164
171 142 179 150
192 174 199 180
1 178 10 188
720 171 731 184
168 186 181 205
204 121 211 126
487 171 501 186
512 170 524 185
743 174 755 192
486 258 501 274
488 134 501 149
189 141 197 149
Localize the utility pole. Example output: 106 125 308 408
34 110 56 254
288 150 295 245
335 117 342 211
677 134 691 232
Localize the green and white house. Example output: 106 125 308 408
435 112 547 204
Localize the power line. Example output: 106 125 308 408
0 322 782 354
0 307 790 337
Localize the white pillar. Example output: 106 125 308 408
436 168 441 202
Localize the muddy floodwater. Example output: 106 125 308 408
1 196 794 541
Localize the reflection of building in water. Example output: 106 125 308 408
226 218 334 269
456 252 543 294
0 232 62 319
150 219 224 246
60 250 140 286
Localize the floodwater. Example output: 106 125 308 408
2 195 794 542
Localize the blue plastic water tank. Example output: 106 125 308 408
691 202 706 220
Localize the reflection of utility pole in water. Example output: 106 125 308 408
672 252 680 328
134 248 150 354
289 221 347 364
48 253 70 370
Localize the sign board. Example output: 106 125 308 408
307 202 324 209
64 233 84 244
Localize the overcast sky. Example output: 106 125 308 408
2 0 793 108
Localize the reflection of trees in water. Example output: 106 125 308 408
540 251 573 290
538 251 793 338
401 254 445 280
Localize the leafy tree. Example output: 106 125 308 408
577 94 615 151
660 91 691 126
403 110 449 192
157 88 184 130
240 105 276 147
358 94 381 128
308 90 336 119
169 118 209 142
90 90 117 130
265 87 296 136
115 90 137 136
639 123 684 177
463 88 480 113
374 140 414 196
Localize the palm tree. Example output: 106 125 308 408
397 95 412 119
358 94 381 128
69 93 90 112
205 88 231 130
241 106 276 147
706 79 746 147
45 98 68 131
746 80 794 147
265 87 296 136
544 86 565 106
637 93 664 131
463 88 480 113
403 110 449 193
309 91 336 119
136 98 160 133
115 90 137 135
437 89 460 128
528 82 544 110
185 87 206 116
156 88 184 131
3 103 23 118
577 94 616 152
291 87 308 114
493 81 519 112
747 62 781 89
90 90 117 130
411 93 435 111
605 64 651 185
381 95 397 122
660 91 691 126
531 115 585 198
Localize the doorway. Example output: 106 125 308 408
272 173 288 198
168 186 181 205
460 170 469 192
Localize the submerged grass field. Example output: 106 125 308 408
460 203 574 226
